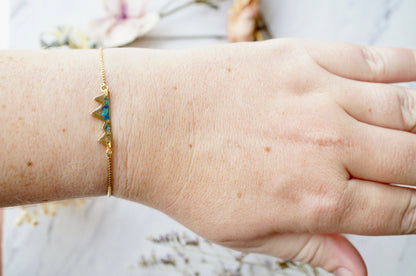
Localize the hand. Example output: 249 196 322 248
116 39 416 276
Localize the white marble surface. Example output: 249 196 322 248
5 0 416 275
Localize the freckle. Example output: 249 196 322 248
226 68 231 72
237 192 242 199
188 144 192 148
173 86 177 90
1 104 5 109
62 128 66 132
368 108 372 113
265 146 271 152
27 161 33 167
19 173 24 178
18 116 23 121
32 108 36 112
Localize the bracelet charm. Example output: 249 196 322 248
91 48 113 197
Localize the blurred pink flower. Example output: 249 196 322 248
88 0 159 47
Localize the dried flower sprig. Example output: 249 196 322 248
159 0 221 18
40 26 96 49
13 199 87 227
130 231 321 276
227 0 272 42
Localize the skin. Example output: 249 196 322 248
2 38 416 275
0 208 2 276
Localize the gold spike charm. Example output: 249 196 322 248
92 93 111 146
92 48 113 197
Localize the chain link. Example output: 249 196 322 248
99 48 113 197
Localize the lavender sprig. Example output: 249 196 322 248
131 231 321 276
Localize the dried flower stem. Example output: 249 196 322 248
137 35 226 41
160 0 220 18
134 231 319 276
256 13 273 41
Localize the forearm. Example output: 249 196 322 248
0 49 152 207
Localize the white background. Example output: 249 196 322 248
0 0 8 49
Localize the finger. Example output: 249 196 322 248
305 40 416 83
328 179 416 235
254 233 366 276
345 121 416 185
332 80 416 132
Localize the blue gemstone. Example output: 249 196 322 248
100 101 109 120
105 125 110 131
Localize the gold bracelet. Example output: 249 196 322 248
91 48 113 197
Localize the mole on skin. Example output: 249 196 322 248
62 128 66 132
368 108 372 113
27 161 33 167
237 192 242 199
1 104 5 109
189 144 192 148
265 146 271 152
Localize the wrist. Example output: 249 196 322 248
107 48 191 211
0 50 111 206
104 48 164 205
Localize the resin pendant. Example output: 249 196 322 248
91 93 111 146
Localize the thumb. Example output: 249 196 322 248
256 233 367 276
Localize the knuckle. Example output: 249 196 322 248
397 88 416 131
271 37 303 49
400 194 416 234
361 46 387 81
308 185 351 231
270 38 310 59
387 147 416 182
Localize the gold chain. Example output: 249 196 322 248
98 48 113 197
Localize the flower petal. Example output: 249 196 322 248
103 0 123 18
98 13 160 47
88 16 119 45
124 0 149 17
